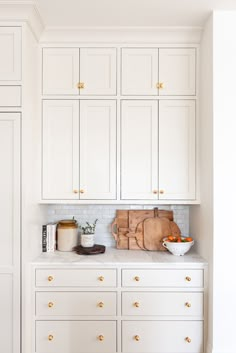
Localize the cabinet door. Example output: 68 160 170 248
43 48 80 95
159 100 196 200
0 27 21 81
42 100 79 199
80 48 117 95
80 100 116 199
0 113 20 353
121 48 158 95
159 48 196 95
121 100 158 199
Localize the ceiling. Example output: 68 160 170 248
7 0 236 27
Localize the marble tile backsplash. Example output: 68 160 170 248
47 205 189 247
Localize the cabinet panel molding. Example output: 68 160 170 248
0 27 21 81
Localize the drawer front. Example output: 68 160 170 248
122 269 203 287
0 86 21 106
122 292 203 317
36 291 117 316
36 320 117 353
36 269 117 287
122 320 203 353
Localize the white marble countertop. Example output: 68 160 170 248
32 247 207 268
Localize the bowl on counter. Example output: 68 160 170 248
162 236 194 256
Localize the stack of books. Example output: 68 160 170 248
42 223 57 252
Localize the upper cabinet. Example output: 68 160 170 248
42 48 117 95
121 48 196 96
0 27 21 81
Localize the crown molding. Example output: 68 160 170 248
39 26 202 44
0 2 44 40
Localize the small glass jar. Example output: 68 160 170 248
57 219 79 251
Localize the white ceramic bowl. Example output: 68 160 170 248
162 236 194 256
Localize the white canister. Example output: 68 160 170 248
81 233 95 247
57 219 79 251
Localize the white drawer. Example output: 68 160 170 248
36 291 117 316
36 320 117 353
122 269 204 288
0 86 21 106
122 320 203 353
122 292 203 317
35 269 117 287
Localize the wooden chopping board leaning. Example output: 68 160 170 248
111 208 181 250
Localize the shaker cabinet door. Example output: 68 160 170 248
79 100 117 199
121 100 158 199
159 100 196 200
0 27 21 81
42 100 79 199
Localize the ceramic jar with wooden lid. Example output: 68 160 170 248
57 219 79 251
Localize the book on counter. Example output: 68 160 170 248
42 223 57 252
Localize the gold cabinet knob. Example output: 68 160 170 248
80 189 85 194
77 82 85 89
48 302 54 308
185 276 192 282
73 189 79 194
153 190 158 194
48 335 54 341
159 189 165 194
98 302 104 308
98 335 104 341
48 276 54 282
185 302 191 308
98 276 104 282
134 335 140 341
185 337 191 343
134 302 140 308
156 82 164 89
134 276 140 282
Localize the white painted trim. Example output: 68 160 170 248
206 342 213 353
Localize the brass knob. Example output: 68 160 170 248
48 302 54 308
134 276 140 282
98 276 104 282
159 189 165 194
185 276 191 282
98 335 104 341
48 335 54 341
134 335 140 341
153 190 158 194
185 337 191 343
48 276 53 282
77 82 85 89
73 189 79 194
134 302 140 308
156 82 164 89
98 302 104 308
185 302 191 308
80 189 85 194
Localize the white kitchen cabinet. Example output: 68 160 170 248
43 48 117 95
0 113 20 353
42 100 116 200
121 47 196 96
121 100 158 200
159 100 196 200
0 27 21 81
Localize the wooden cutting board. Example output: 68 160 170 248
143 217 172 251
129 209 173 232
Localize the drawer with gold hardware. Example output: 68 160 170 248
122 269 204 288
35 269 117 287
122 320 203 353
122 292 203 317
36 292 117 316
36 321 117 353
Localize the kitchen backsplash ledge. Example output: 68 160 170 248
46 205 189 247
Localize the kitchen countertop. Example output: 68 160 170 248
32 247 207 268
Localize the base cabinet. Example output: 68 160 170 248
32 252 206 353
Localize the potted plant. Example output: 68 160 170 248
80 219 98 247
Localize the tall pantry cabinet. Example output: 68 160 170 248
0 26 21 353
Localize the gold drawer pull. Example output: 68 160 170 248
48 335 54 341
73 189 79 194
48 302 54 308
185 302 191 308
159 189 164 194
48 276 54 282
185 276 192 282
80 189 85 194
185 337 191 343
98 335 104 341
134 335 140 341
156 82 164 89
134 276 140 282
98 276 104 282
134 302 140 308
77 82 85 89
98 302 104 308
153 190 158 194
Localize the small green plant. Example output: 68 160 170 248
81 219 98 234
